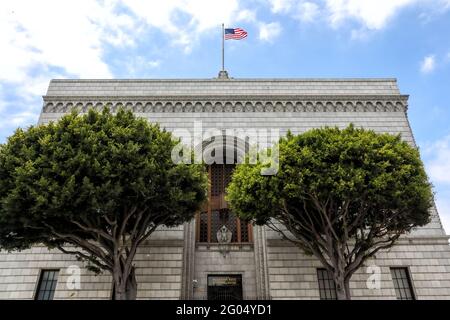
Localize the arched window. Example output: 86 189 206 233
196 136 253 243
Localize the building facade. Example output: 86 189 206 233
1 77 450 300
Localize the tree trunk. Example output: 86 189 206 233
334 275 351 300
114 265 137 300
332 258 352 300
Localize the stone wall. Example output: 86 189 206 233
0 226 184 300
266 237 450 300
192 244 257 300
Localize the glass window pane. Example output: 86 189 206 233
390 268 415 300
317 269 337 300
35 270 59 300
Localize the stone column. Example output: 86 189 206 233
253 225 271 299
181 219 196 299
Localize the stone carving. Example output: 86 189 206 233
217 225 232 257
42 97 408 114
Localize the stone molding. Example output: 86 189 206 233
41 95 409 113
266 236 450 247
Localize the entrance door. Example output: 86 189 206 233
207 275 243 300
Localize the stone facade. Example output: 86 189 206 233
1 77 449 299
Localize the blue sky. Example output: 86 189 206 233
1 0 449 233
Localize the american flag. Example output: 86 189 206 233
224 28 248 40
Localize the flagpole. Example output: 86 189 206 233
221 23 225 71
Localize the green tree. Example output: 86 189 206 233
0 108 207 300
227 125 432 300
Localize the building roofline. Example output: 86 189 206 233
48 78 398 83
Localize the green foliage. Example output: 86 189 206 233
228 124 432 245
0 108 207 253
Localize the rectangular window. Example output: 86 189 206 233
35 270 59 300
317 268 337 300
390 267 415 300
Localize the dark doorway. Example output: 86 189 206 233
207 275 243 300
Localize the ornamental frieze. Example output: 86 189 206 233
41 96 408 113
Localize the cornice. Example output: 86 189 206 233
43 94 409 102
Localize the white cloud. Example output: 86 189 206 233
424 134 450 184
268 0 320 23
124 57 161 77
325 0 416 30
268 0 296 13
436 195 450 235
258 22 282 42
0 1 255 84
421 55 436 74
0 0 134 141
296 2 321 23
120 0 250 53
237 9 257 22
0 0 259 141
267 0 450 35
0 1 133 84
422 134 450 234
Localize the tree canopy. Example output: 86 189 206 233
0 108 207 299
227 125 433 299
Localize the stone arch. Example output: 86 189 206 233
345 101 354 112
83 102 93 113
113 102 123 111
375 101 384 112
94 102 103 111
124 102 134 111
204 102 213 112
355 102 364 112
143 102 153 112
274 102 284 112
224 102 233 113
244 102 254 112
133 102 143 112
264 102 273 112
305 102 314 112
154 102 163 112
184 102 193 112
395 102 405 112
74 102 83 113
312 102 321 112
195 135 251 165
325 102 335 112
194 102 203 113
295 102 304 112
234 102 243 112
365 102 375 112
285 102 294 112
385 102 394 112
254 102 264 112
164 102 174 113
44 103 54 113
335 102 344 112
174 102 183 113
54 103 64 113
65 103 73 112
